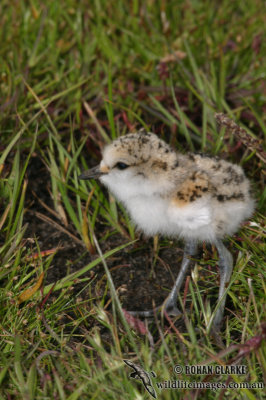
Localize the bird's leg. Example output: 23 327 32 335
129 240 197 318
162 240 198 315
211 240 233 333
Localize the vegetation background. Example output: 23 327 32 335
0 0 265 399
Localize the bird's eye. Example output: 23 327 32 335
115 162 129 170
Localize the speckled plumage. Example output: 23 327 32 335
97 131 254 242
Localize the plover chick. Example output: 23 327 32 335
79 131 254 332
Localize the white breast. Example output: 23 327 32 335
124 195 215 241
126 195 172 236
100 173 216 241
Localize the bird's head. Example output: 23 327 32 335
79 131 178 200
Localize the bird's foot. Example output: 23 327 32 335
128 300 182 318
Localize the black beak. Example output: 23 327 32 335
78 165 102 180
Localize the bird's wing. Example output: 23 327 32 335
168 170 212 230
145 384 157 399
171 170 211 206
123 359 140 373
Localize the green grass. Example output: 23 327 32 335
0 0 265 398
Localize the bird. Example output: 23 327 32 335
79 130 254 333
123 359 157 398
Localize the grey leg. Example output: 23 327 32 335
163 240 198 314
129 240 198 317
211 240 233 332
